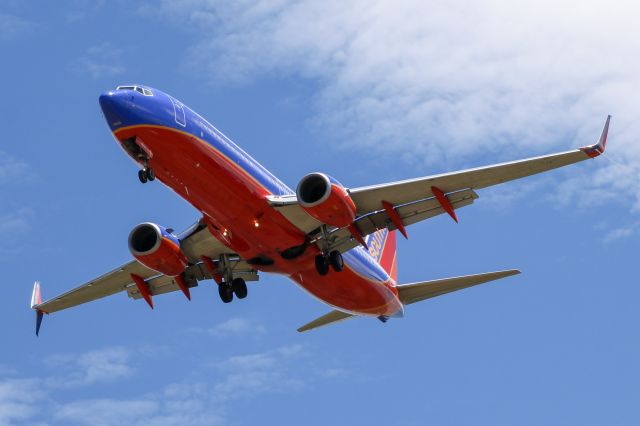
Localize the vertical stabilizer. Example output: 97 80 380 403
366 229 398 281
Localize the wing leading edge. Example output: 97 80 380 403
349 115 611 213
271 116 611 250
31 220 259 334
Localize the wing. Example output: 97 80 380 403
270 116 610 252
32 219 258 315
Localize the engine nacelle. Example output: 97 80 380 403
296 172 356 228
128 222 188 277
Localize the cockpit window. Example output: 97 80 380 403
115 85 153 96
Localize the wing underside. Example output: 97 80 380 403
269 115 610 254
33 222 258 314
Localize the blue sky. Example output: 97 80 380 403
2 1 639 425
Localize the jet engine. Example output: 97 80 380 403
296 172 356 228
128 222 188 277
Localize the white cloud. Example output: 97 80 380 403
45 347 134 388
0 207 34 235
65 0 107 23
55 399 158 426
148 0 640 221
212 344 306 400
0 379 44 426
0 151 32 185
0 344 328 425
74 43 126 79
0 13 34 41
603 221 640 244
198 317 266 338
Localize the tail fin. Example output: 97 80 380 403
367 229 398 281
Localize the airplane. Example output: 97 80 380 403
30 84 611 335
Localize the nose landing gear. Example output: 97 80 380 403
137 163 155 184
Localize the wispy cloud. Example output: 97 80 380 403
0 379 44 426
55 399 160 426
0 343 337 425
603 221 640 244
74 42 126 79
146 0 640 220
0 151 33 185
0 13 34 41
0 207 34 235
192 317 267 338
45 347 134 388
212 344 306 400
65 0 107 23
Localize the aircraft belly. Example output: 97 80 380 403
113 124 401 316
114 125 304 252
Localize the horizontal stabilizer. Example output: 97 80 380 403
397 269 521 305
297 309 354 332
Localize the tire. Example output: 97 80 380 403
138 169 148 183
232 278 248 299
146 167 155 181
329 250 344 272
315 254 329 276
218 284 233 303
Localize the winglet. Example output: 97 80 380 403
581 115 611 158
30 281 41 309
31 281 44 336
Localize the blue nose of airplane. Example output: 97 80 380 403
99 90 126 129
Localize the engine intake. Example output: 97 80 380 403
128 222 188 277
296 173 356 228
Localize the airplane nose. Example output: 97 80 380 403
99 91 125 128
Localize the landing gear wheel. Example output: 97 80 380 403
218 283 233 303
329 250 344 272
138 169 148 183
315 254 329 276
146 167 155 181
232 278 248 299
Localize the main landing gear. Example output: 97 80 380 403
138 167 155 184
211 254 249 304
315 250 344 276
218 278 248 303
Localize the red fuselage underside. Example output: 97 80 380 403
115 125 402 316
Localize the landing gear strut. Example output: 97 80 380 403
315 250 343 276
